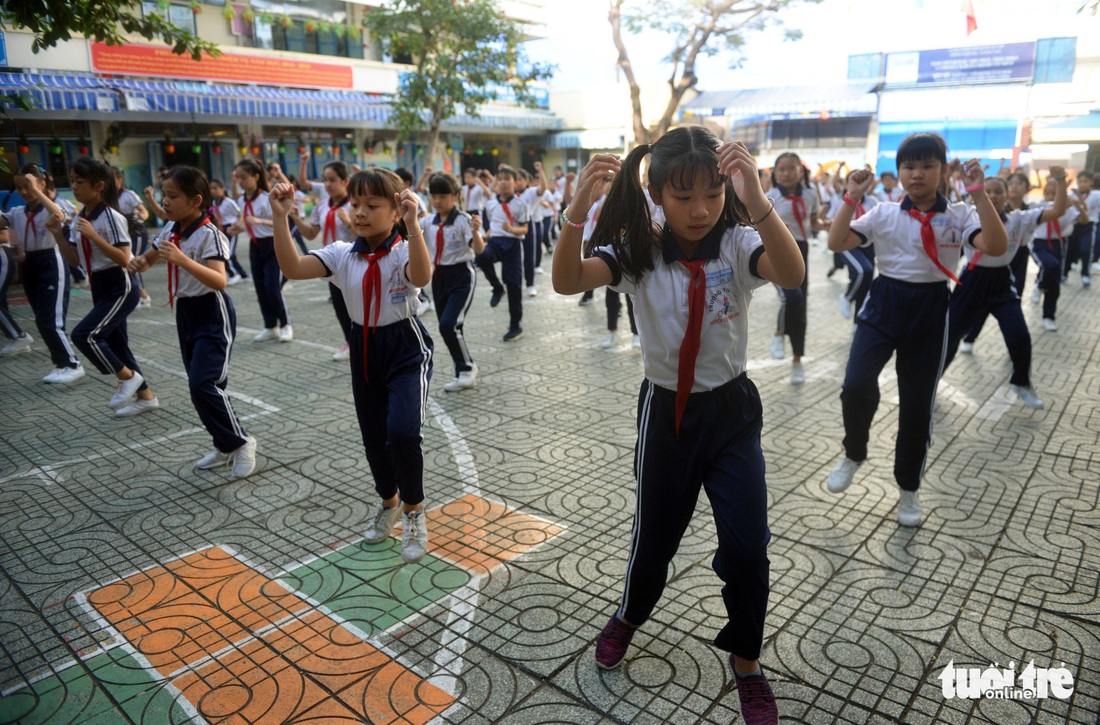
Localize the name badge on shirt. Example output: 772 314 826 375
389 284 409 305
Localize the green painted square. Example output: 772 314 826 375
0 661 114 725
368 555 471 612
282 539 404 598
78 649 192 722
319 580 421 638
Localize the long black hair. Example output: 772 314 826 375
588 126 751 283
235 159 270 193
164 165 213 218
770 151 810 190
71 157 120 210
348 167 407 238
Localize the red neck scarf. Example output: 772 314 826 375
784 193 807 240
674 258 708 437
25 207 40 244
243 191 261 244
499 197 515 226
78 207 98 273
358 238 398 381
1047 220 1063 245
166 216 209 309
434 219 446 267
907 208 960 284
323 196 349 247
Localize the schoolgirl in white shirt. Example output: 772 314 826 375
128 166 257 475
766 152 825 384
1031 178 1080 328
52 158 158 414
826 133 1008 527
553 126 804 721
269 170 435 565
227 160 292 342
210 179 246 284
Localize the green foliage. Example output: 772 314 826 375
1081 0 1099 14
1 0 219 60
362 0 553 147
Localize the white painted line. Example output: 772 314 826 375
236 326 340 354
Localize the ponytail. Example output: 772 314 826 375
71 157 120 211
235 159 270 193
588 143 654 276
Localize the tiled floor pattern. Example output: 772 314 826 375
1 239 1098 723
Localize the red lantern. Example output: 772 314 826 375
165 143 176 154
79 145 90 155
18 144 30 154
212 143 222 154
297 145 306 154
251 145 261 155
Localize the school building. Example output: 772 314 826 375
679 36 1100 178
0 0 561 196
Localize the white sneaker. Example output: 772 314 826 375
254 327 279 342
0 333 33 356
535 266 545 275
48 365 85 384
631 335 641 350
230 436 257 478
1012 385 1045 409
42 367 64 383
401 510 429 564
282 281 295 292
601 332 616 349
897 489 922 527
838 293 852 319
364 503 401 544
1043 318 1057 331
195 448 231 470
790 362 805 385
332 343 350 361
137 295 152 309
1030 287 1040 304
1083 277 1091 288
115 396 159 418
770 335 785 360
227 274 242 286
416 298 433 316
959 341 973 355
278 325 294 343
442 364 478 392
827 456 863 493
527 285 538 297
109 371 145 409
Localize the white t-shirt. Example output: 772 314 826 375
309 231 418 326
463 183 488 213
965 206 1043 269
237 190 274 241
214 197 240 227
117 189 143 217
69 204 132 273
1032 202 1079 241
595 223 767 393
826 194 878 221
484 195 529 239
766 185 821 242
1070 189 1100 224
152 218 230 298
850 195 982 284
4 204 58 252
309 195 353 246
425 209 475 266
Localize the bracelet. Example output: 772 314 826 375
406 231 424 239
748 198 775 227
560 209 587 229
842 193 859 207
965 183 985 192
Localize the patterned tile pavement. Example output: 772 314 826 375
0 238 1097 724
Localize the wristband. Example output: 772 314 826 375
965 184 985 192
842 193 859 207
748 198 775 227
560 209 587 229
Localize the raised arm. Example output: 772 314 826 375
269 183 328 280
552 156 616 295
828 169 876 252
1038 166 1069 224
144 186 167 220
533 161 548 195
963 159 1008 256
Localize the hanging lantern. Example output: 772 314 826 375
491 148 499 156
314 144 324 154
445 146 453 155
222 5 235 20
304 20 317 32
240 8 255 23
331 143 339 155
476 148 484 156
50 139 64 156
251 145 261 155
279 13 292 28
212 142 223 154
366 146 374 154
191 141 202 154
189 0 202 15
259 11 273 25
278 143 286 154
346 25 361 40
348 143 358 155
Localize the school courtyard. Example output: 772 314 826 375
0 243 1097 724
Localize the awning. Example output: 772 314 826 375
681 81 880 120
543 129 625 149
1031 112 1100 143
0 72 562 131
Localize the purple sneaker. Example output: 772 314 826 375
595 614 635 669
732 657 778 725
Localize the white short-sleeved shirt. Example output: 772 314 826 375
826 194 878 221
237 190 274 241
766 185 821 241
214 197 240 227
596 223 767 393
1070 190 1100 224
69 204 132 273
582 195 606 243
1033 202 1079 241
850 195 982 284
535 190 555 220
426 209 475 266
118 189 143 217
875 187 903 204
463 183 488 213
965 206 1043 268
484 195 529 239
519 187 542 219
309 195 353 247
4 204 58 252
152 217 230 298
309 231 418 326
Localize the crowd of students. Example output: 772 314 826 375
1 131 1093 724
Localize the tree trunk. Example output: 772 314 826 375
609 0 652 145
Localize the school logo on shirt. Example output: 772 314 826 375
707 286 739 324
938 660 1074 701
932 217 960 249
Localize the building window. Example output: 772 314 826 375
141 2 196 35
1034 37 1076 84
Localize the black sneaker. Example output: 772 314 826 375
490 288 505 307
503 327 524 342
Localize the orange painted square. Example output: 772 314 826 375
258 611 393 692
406 494 565 575
335 659 456 725
192 568 312 632
164 546 251 590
